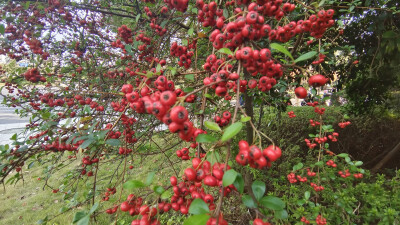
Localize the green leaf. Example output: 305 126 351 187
182 39 188 46
156 63 161 73
77 215 89 225
183 87 194 93
206 151 221 165
204 121 222 132
222 169 237 187
314 161 323 167
145 171 156 186
337 153 349 158
105 139 121 146
161 190 172 199
294 51 317 63
0 24 6 35
274 209 288 219
318 0 326 7
72 212 87 223
28 161 35 169
217 48 233 55
221 122 243 142
252 181 266 201
304 191 310 200
189 199 210 215
383 31 397 38
160 20 168 28
79 139 93 149
240 116 251 122
242 195 257 208
311 88 317 96
260 196 285 210
270 43 294 61
185 74 194 81
196 134 218 143
170 67 177 75
354 161 363 166
135 14 141 23
123 180 146 189
153 185 165 194
233 173 244 194
188 28 194 35
183 214 210 225
89 202 99 214
292 162 304 171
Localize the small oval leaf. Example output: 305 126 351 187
222 169 237 187
242 195 257 208
294 51 317 63
270 43 294 60
252 181 266 201
221 122 243 142
183 214 210 225
189 199 210 215
260 196 286 210
204 121 222 132
196 134 218 143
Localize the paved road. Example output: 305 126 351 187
0 89 30 145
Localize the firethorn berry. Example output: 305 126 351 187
263 145 282 162
308 74 328 87
253 218 271 225
288 111 296 118
316 215 327 225
203 175 218 186
170 176 177 186
170 106 188 124
160 91 176 106
301 216 310 224
295 87 308 99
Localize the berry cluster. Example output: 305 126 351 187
314 107 326 115
117 25 133 44
304 139 317 149
327 132 339 142
353 173 363 179
24 68 46 83
310 182 324 192
235 140 282 169
288 111 296 118
170 42 194 69
309 119 321 127
121 80 205 142
168 159 235 218
326 160 337 167
316 215 327 225
338 121 351 128
102 187 116 201
338 169 351 178
214 111 231 127
118 194 161 225
312 53 326 65
301 216 310 224
287 172 297 183
176 147 190 160
163 0 188 12
307 168 316 177
196 0 223 28
149 18 167 36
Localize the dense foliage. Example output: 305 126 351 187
0 0 399 224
